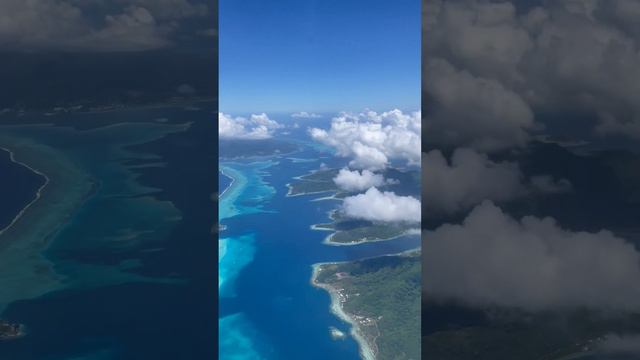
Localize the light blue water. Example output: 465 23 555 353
218 139 420 360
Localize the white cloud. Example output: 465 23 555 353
291 111 321 119
424 201 640 311
423 148 526 214
333 168 386 192
309 109 421 170
342 187 420 223
219 112 282 140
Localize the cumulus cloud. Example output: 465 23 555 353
309 109 421 170
423 148 526 214
0 0 208 51
425 0 640 144
291 112 321 119
333 168 386 192
219 112 282 140
422 148 573 214
342 187 421 223
424 58 535 151
424 201 640 311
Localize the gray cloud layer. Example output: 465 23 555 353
422 148 572 214
424 0 640 146
424 200 640 311
423 148 525 213
0 0 208 51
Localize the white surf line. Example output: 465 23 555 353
0 147 50 237
219 167 236 199
311 263 377 360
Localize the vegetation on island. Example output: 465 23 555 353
287 168 340 196
316 252 421 360
315 211 415 244
290 167 420 244
220 139 299 159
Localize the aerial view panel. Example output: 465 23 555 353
0 1 218 358
423 1 640 359
219 0 421 359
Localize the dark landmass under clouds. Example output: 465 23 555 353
0 50 216 111
421 140 640 237
422 303 640 360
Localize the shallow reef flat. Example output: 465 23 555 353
0 121 189 313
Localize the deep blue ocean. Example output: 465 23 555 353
0 104 218 360
218 129 420 359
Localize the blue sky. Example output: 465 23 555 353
220 0 420 114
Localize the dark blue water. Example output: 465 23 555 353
219 139 420 359
0 148 46 232
0 105 218 359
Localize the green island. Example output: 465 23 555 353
422 306 640 360
220 139 299 159
290 167 420 244
287 168 341 197
313 210 417 245
0 320 25 340
287 167 419 198
313 251 421 360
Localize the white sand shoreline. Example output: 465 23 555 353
311 263 377 360
0 147 50 237
310 226 421 247
284 183 336 198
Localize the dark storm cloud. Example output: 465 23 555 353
0 0 210 51
424 0 640 146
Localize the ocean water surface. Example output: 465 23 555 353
218 134 420 359
0 104 217 359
